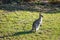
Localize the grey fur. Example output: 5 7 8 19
31 13 43 32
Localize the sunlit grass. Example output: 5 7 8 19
0 10 60 40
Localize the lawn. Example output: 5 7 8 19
0 10 60 40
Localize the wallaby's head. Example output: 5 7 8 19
39 13 43 17
40 14 43 17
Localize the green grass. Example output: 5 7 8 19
0 10 60 40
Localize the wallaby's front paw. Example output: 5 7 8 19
40 25 42 26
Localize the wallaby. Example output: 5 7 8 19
31 13 43 32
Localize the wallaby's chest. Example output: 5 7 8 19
33 17 42 26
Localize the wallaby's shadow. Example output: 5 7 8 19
12 31 33 36
0 31 33 38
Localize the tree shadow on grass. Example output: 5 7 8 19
0 3 60 13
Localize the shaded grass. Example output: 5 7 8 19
0 10 60 40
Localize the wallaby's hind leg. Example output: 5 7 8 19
32 26 40 32
31 27 35 32
35 26 40 32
